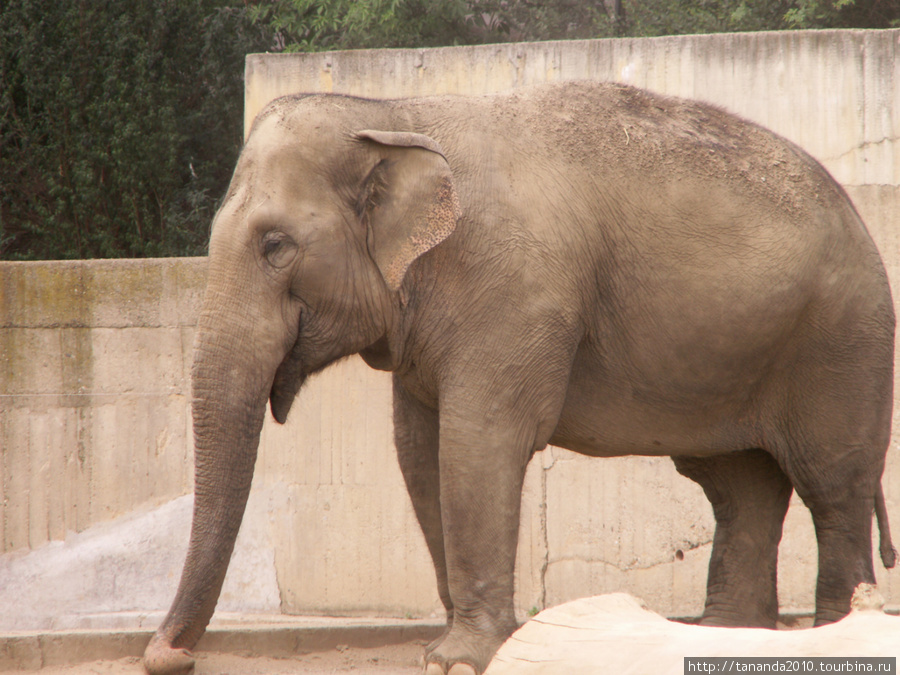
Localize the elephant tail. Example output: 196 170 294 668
875 483 896 569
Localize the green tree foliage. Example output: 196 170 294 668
247 0 475 50
784 0 898 28
627 0 898 35
0 0 270 259
248 0 899 52
246 0 626 50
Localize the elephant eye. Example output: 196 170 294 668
261 230 298 269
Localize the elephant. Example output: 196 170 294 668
142 81 896 675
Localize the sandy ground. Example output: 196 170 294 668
21 643 427 674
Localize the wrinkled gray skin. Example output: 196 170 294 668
143 82 896 675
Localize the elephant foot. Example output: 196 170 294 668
143 634 196 675
698 602 777 629
698 614 774 629
422 621 509 675
425 663 477 675
813 606 850 627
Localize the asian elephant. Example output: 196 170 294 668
142 81 896 675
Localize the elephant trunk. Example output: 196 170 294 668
143 285 289 675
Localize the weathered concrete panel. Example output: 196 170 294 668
1 259 203 554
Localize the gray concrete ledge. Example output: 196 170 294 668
0 617 444 671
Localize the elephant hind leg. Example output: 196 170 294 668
780 448 880 626
806 493 877 625
773 381 889 624
673 449 793 628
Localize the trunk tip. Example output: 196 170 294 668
143 633 196 675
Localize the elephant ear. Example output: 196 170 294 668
355 130 461 291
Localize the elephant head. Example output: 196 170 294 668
143 97 460 674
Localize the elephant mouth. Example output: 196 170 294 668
269 328 306 424
270 355 305 424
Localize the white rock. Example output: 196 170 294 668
486 591 900 675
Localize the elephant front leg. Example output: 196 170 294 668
673 449 793 628
424 417 535 675
393 377 454 649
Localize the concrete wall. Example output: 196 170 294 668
1 260 201 550
2 30 899 626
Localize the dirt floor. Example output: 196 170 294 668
21 642 427 674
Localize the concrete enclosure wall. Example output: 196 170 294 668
2 30 899 625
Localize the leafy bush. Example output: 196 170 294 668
247 0 624 51
0 0 270 259
248 0 899 53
